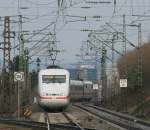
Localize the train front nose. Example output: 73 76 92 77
39 96 70 108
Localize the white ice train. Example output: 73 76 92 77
38 67 70 110
37 66 93 111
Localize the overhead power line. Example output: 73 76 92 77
26 22 55 42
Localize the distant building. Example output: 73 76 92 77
68 68 97 82
86 68 97 82
105 64 120 99
68 68 79 80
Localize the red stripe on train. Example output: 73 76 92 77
40 96 69 99
40 96 52 99
56 96 69 99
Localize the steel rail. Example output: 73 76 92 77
74 104 149 130
86 104 150 127
0 117 95 130
62 112 85 130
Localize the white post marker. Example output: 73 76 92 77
120 79 127 88
93 84 99 90
34 97 37 103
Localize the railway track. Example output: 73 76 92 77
30 105 96 130
0 108 99 130
62 112 86 130
44 111 91 130
74 103 150 130
0 116 98 130
87 104 150 127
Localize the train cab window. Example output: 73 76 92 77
42 75 66 83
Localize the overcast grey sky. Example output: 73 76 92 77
0 0 150 68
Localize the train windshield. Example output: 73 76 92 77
42 75 66 83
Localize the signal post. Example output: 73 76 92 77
14 72 24 119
